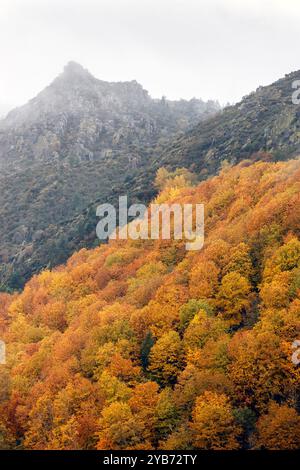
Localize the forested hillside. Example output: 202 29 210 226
1 159 300 450
2 65 300 294
0 62 219 290
158 70 300 176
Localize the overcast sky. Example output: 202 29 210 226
1 0 300 114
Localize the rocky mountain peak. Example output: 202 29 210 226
1 64 152 128
63 61 90 76
54 61 96 87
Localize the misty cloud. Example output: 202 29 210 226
1 0 300 112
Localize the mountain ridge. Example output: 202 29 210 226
156 69 300 177
0 62 219 289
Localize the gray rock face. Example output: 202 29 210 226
0 62 219 289
0 61 219 171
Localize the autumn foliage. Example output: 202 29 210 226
1 159 300 449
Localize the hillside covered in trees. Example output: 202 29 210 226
2 65 300 294
157 70 300 176
1 159 300 450
0 62 219 291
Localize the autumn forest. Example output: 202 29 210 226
1 159 300 450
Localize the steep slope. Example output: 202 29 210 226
158 70 300 177
0 159 300 450
0 62 219 289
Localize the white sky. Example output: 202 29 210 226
1 0 300 113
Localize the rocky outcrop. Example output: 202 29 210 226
157 70 300 176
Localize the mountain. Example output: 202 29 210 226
157 70 300 177
1 159 300 450
0 62 219 290
0 62 219 170
2 65 300 291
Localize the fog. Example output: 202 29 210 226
1 0 300 112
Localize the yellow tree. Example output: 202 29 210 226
224 242 253 279
215 271 251 323
148 331 184 385
190 391 241 450
97 401 145 450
